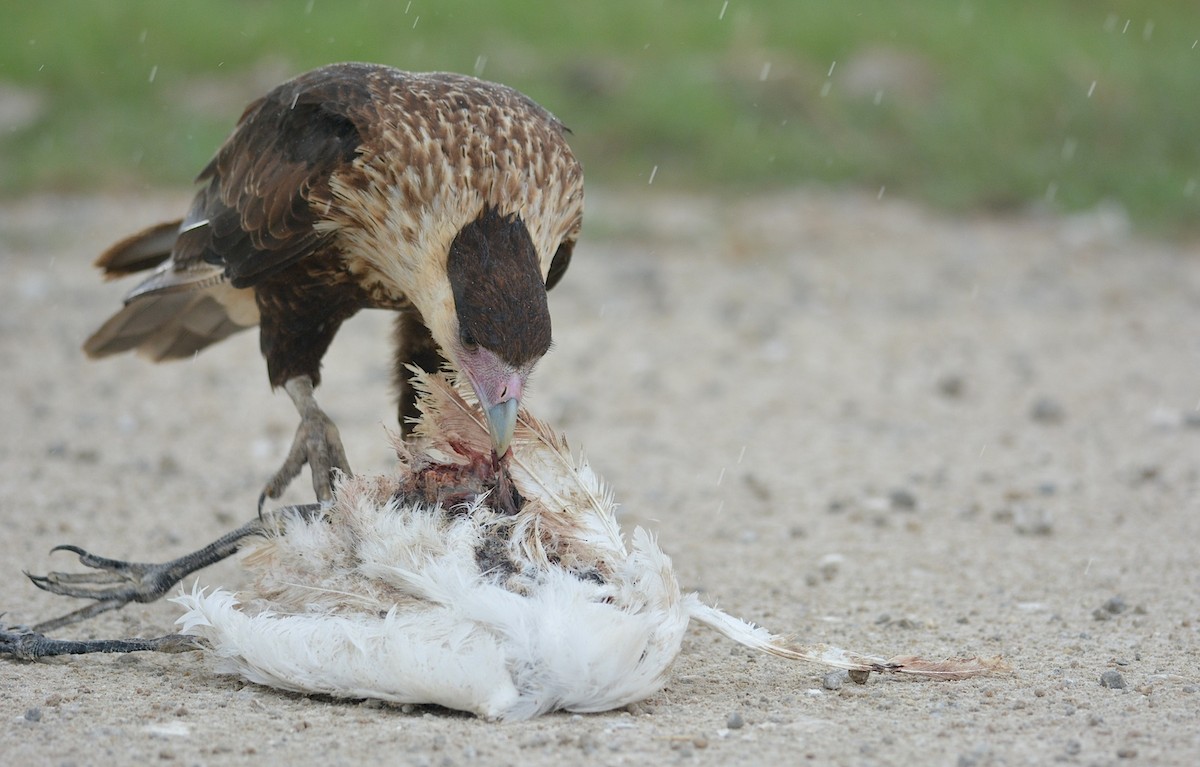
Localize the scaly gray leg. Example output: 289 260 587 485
0 629 200 660
1 504 322 659
261 375 351 508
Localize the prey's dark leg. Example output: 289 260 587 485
1 504 322 659
393 311 444 436
0 630 199 660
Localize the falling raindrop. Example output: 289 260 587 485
827 61 836 77
1142 20 1154 41
405 1 412 12
139 29 147 44
873 89 884 105
877 186 886 200
716 467 725 486
1061 137 1077 161
737 446 746 464
759 62 771 81
305 0 315 14
1087 80 1097 98
474 55 487 77
1184 178 1197 197
648 165 658 185
1121 19 1130 34
148 65 158 83
719 1 728 21
820 82 832 98
412 15 420 29
1045 182 1058 202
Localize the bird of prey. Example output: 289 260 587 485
83 62 584 504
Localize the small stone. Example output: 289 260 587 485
817 553 843 581
1013 504 1053 535
1064 739 1082 756
1102 596 1128 615
848 669 871 685
822 671 845 690
937 375 965 399
725 712 744 730
24 708 42 722
1030 397 1065 424
889 489 917 511
1100 670 1127 689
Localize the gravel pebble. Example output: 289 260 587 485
24 707 42 722
1099 670 1127 689
1030 397 1065 424
822 671 845 690
726 712 744 730
936 374 965 399
1102 596 1128 614
889 489 917 511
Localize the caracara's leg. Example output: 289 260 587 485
0 504 322 659
261 375 351 507
393 311 444 435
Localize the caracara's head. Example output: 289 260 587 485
441 206 551 455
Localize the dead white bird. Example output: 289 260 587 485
2 371 1001 719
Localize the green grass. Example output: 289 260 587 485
2 1 1198 232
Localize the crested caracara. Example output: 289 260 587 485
84 62 584 504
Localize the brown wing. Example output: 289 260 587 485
84 65 376 360
184 65 374 288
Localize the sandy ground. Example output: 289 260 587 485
2 189 1198 766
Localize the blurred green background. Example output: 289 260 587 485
2 0 1197 233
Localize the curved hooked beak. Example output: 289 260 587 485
458 345 525 457
485 398 519 457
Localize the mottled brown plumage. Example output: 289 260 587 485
85 62 584 503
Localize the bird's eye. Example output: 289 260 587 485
460 331 478 350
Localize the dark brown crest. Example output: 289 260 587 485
447 207 552 367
